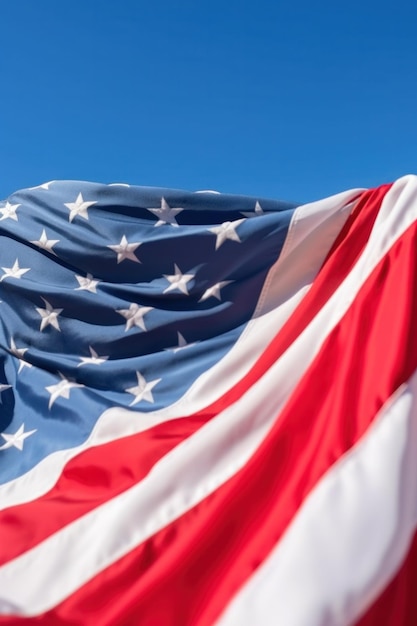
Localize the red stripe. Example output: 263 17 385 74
0 415 206 566
355 529 417 626
0 187 384 564
1 184 415 625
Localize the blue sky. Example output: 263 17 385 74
2 0 417 203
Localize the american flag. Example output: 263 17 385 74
0 176 416 625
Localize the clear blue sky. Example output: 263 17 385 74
2 0 417 203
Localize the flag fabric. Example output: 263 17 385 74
0 176 416 625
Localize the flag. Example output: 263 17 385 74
0 176 416 625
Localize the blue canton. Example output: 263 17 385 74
0 181 297 482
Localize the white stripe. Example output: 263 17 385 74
0 176 416 614
0 189 357 510
216 371 417 626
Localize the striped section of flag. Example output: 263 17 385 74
0 176 416 624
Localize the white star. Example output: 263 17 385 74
0 424 37 451
209 219 245 250
30 229 59 255
45 373 84 409
117 303 153 331
28 181 54 191
9 338 32 372
0 201 20 222
199 280 233 302
241 201 264 218
64 193 97 223
78 346 108 367
75 273 99 293
0 384 11 402
147 197 183 227
168 331 197 353
125 372 161 405
36 298 63 331
0 260 30 282
163 264 195 295
107 235 142 263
